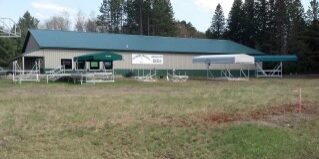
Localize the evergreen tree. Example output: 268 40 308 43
0 38 18 67
267 0 278 54
287 0 306 52
97 0 124 33
255 0 270 52
225 0 244 43
143 0 155 35
242 0 256 47
123 0 139 34
300 21 319 73
209 3 225 39
16 11 39 53
176 21 205 38
306 0 319 24
274 0 290 54
97 0 111 32
151 0 176 36
0 11 38 66
109 0 124 33
205 29 215 39
105 0 176 36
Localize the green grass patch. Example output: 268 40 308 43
0 78 318 158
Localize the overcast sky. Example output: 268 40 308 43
0 0 312 32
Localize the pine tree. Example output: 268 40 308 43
176 21 205 38
255 0 270 52
123 0 139 34
209 3 225 39
205 29 215 39
97 0 112 32
225 0 244 43
242 0 256 47
287 0 306 52
0 11 38 66
274 0 290 54
300 21 319 73
0 38 18 67
306 0 319 24
109 0 124 33
17 11 39 53
151 0 176 36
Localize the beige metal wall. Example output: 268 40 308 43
24 49 256 70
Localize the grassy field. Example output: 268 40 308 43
0 78 318 159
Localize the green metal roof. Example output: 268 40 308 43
23 29 264 55
74 51 122 61
254 55 298 62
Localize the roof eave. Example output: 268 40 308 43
39 46 264 55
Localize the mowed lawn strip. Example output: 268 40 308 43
0 78 318 158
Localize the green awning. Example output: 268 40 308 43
254 55 298 62
74 51 123 62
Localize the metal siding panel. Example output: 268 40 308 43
24 35 39 54
24 49 256 70
42 49 96 69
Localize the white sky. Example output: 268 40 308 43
0 0 312 32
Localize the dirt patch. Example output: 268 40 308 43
204 102 318 125
204 113 242 124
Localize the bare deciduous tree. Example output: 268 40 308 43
45 11 71 31
85 11 98 32
75 11 86 32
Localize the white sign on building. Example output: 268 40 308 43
132 54 164 65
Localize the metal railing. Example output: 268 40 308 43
166 70 189 82
13 61 40 84
256 62 282 78
46 66 66 83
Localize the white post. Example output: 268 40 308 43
12 61 15 82
281 62 283 78
255 64 258 78
206 64 209 80
38 59 41 74
22 56 25 75
113 68 115 82
36 61 39 82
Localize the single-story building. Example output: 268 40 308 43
15 29 295 78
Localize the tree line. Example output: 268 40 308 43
0 0 318 73
207 0 319 73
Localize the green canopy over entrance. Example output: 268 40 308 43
74 51 123 62
254 55 297 62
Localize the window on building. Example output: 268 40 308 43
61 59 72 69
90 61 100 70
104 61 113 70
77 61 86 70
